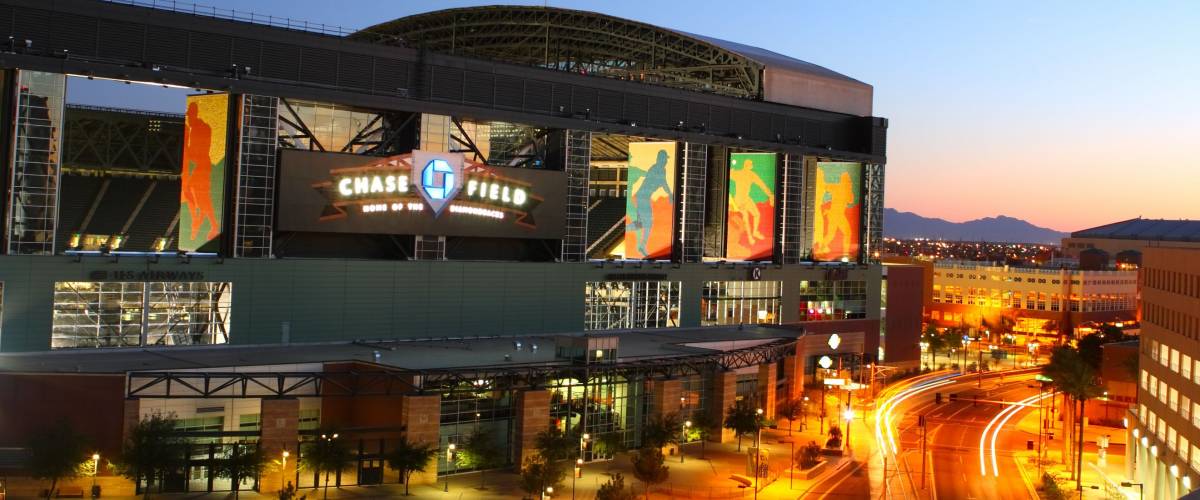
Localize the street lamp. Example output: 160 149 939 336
680 421 692 463
91 453 100 493
280 450 289 491
1120 481 1143 500
579 433 590 462
843 408 854 451
444 443 457 492
543 485 554 499
754 408 764 500
572 458 583 500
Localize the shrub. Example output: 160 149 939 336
797 441 821 469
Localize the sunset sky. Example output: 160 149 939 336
74 0 1200 232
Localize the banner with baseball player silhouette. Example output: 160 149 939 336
178 93 229 253
812 161 862 261
725 152 777 261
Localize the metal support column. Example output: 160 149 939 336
778 153 805 264
561 130 591 262
233 94 279 258
679 142 707 263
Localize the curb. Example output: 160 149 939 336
1014 451 1040 499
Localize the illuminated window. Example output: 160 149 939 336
1170 426 1178 451
701 281 782 326
1172 388 1180 412
51 281 232 349
1141 369 1149 390
584 281 681 331
1185 354 1193 381
1185 397 1192 422
799 280 868 321
1172 349 1181 373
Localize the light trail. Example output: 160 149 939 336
874 372 958 456
978 392 1052 476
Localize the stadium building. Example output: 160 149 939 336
0 1 893 496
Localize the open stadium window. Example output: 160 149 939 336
59 76 212 254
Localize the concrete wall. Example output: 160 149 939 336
0 255 880 352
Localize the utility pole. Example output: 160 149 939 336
920 414 927 490
978 350 983 388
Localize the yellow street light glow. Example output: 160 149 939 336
92 453 100 461
282 451 290 458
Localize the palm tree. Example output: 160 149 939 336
301 431 354 500
383 437 436 496
1043 345 1102 493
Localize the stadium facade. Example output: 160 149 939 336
0 1 894 495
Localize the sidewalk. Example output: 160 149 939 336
1011 400 1137 499
5 426 854 500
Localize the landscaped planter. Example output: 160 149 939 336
820 447 845 457
794 460 828 480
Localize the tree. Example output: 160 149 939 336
1076 333 1105 370
640 412 682 449
301 431 354 500
462 431 505 489
592 432 627 461
27 420 88 500
826 425 843 449
114 412 184 500
596 472 636 500
689 411 716 459
941 328 965 366
534 427 576 463
212 443 267 499
630 447 669 500
384 437 436 496
1043 345 1103 493
922 324 946 367
519 456 564 499
796 441 821 469
775 397 803 435
723 399 760 452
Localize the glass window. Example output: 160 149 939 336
1172 349 1181 373
585 281 681 331
701 281 782 326
1185 355 1193 381
277 98 384 154
51 281 232 349
800 280 867 321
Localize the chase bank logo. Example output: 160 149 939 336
421 159 455 200
412 150 464 215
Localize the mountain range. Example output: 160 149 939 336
884 208 1068 244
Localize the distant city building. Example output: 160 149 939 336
1062 218 1200 262
925 260 1138 340
1128 246 1200 498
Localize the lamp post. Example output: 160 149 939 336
801 396 809 430
843 407 854 452
1120 481 1143 500
543 485 554 499
754 408 763 500
579 433 590 463
444 443 456 492
91 453 100 494
572 458 583 500
280 450 289 492
680 421 691 463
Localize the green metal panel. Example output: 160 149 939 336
0 255 882 352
